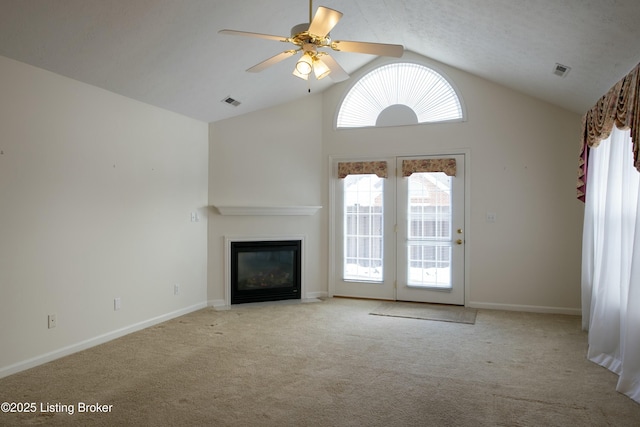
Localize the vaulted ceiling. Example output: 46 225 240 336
1 0 639 123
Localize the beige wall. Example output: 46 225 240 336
1 48 585 377
208 95 326 305
208 52 584 313
322 52 584 312
0 56 209 376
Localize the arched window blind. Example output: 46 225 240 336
336 62 464 129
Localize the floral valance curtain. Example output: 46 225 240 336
402 158 457 177
577 62 640 201
338 161 388 178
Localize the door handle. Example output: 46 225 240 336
456 239 463 245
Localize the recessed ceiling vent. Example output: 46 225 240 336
221 96 241 107
553 63 571 77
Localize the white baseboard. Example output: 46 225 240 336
208 292 326 310
210 295 326 311
468 301 581 316
0 301 207 379
306 291 328 299
208 299 226 308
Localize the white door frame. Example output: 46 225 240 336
328 150 471 306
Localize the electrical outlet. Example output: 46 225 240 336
174 284 181 295
114 297 122 311
486 212 497 223
48 314 57 329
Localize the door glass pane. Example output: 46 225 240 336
343 174 383 282
407 172 451 288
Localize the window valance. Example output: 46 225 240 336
402 158 457 177
577 62 640 201
338 161 388 178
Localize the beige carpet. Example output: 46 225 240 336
1 297 639 426
370 301 477 324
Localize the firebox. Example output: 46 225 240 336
230 240 302 304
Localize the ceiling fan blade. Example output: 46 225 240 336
246 50 297 73
320 55 350 82
331 40 404 57
308 6 343 37
218 29 289 43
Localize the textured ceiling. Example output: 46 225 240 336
1 0 639 123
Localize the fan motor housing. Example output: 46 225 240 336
291 23 309 37
290 23 329 47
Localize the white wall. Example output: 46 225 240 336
208 95 326 305
323 52 585 313
0 56 209 376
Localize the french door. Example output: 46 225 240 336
332 154 466 305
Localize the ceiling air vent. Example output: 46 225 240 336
553 63 571 77
221 96 241 107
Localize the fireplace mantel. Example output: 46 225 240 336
214 205 321 216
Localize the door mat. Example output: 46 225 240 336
370 301 477 324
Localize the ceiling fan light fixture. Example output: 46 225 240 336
220 3 403 84
295 53 313 75
292 67 309 80
313 57 331 79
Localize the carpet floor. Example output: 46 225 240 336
1 297 639 426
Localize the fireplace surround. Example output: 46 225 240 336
225 236 305 305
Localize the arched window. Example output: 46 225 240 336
336 62 464 129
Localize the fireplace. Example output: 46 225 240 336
230 240 302 304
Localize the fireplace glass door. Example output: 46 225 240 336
231 240 301 304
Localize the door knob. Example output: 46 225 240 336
456 239 463 245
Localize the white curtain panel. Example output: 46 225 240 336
582 126 640 403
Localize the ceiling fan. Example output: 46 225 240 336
219 0 404 82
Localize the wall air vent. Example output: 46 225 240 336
221 96 241 107
553 63 571 77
